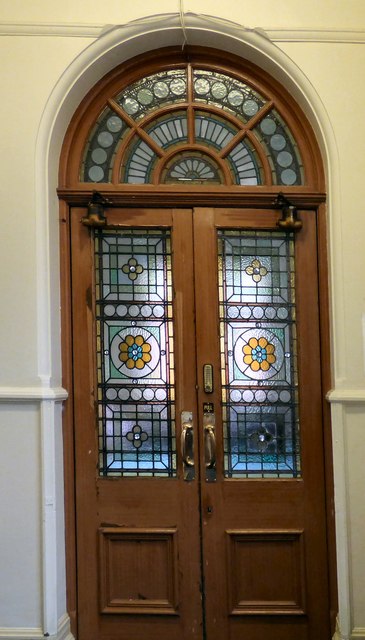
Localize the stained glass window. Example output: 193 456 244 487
192 69 266 124
253 110 304 186
227 139 262 185
95 229 176 476
195 112 237 150
122 139 157 184
80 64 305 186
146 113 188 149
218 230 300 478
162 152 223 184
82 107 129 183
115 69 187 122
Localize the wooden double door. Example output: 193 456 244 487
71 206 331 640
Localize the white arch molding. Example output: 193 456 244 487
35 13 348 640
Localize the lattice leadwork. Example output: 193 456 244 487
95 229 176 476
218 230 300 478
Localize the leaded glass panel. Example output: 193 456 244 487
253 110 304 185
115 69 187 122
218 230 300 478
227 139 262 185
95 229 176 476
81 107 129 182
80 63 305 186
195 112 237 150
193 69 266 124
121 139 157 184
162 151 223 184
146 113 188 148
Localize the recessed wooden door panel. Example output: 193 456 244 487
99 527 179 615
226 530 306 615
71 206 331 640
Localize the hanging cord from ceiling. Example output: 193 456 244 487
179 0 188 50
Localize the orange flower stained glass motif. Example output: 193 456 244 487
119 334 151 369
243 336 276 372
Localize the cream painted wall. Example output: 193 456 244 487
0 0 365 30
1 3 365 640
280 41 365 388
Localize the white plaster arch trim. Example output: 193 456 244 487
34 12 348 639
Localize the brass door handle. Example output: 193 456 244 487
203 412 217 481
181 422 194 467
181 412 195 481
204 424 216 469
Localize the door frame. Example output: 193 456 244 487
59 195 336 638
58 47 337 638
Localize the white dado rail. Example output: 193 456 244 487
0 386 68 401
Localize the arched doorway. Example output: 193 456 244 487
59 46 335 640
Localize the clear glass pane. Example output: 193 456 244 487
193 69 266 124
218 230 300 478
95 229 176 477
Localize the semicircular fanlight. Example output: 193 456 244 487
162 152 224 184
80 63 305 187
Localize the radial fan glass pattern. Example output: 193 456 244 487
95 228 176 476
195 112 237 150
163 152 222 184
146 113 188 149
227 139 262 185
122 139 157 184
218 230 300 478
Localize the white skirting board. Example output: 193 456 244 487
0 615 74 640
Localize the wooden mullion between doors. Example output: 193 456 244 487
192 207 228 640
171 209 200 481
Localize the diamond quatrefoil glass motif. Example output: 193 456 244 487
126 424 149 449
122 257 144 281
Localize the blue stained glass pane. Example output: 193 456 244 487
95 229 176 477
218 230 301 478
